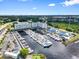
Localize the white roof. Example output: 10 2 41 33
4 51 19 58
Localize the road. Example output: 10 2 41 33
18 31 76 59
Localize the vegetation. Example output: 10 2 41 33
0 23 13 46
48 21 79 45
63 33 79 46
0 40 3 45
0 33 6 47
48 22 79 33
20 48 29 58
32 54 46 59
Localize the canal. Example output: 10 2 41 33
18 31 79 59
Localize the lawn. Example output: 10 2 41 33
32 54 46 59
33 55 40 59
63 33 79 46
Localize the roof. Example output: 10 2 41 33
4 51 19 58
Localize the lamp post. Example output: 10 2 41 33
68 16 71 28
17 18 19 23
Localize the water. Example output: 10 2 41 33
18 31 79 59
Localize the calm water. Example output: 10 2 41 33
18 31 79 59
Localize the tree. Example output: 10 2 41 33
20 48 29 58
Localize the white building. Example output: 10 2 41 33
36 22 47 29
15 22 27 29
4 51 20 59
14 22 47 30
32 22 37 28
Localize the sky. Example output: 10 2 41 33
0 0 79 15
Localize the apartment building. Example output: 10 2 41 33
14 22 47 30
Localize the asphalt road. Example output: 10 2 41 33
18 31 79 59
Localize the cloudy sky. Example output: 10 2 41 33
0 0 79 15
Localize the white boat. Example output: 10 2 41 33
24 30 52 48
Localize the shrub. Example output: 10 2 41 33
20 48 29 58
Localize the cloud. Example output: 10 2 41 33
62 0 79 6
48 3 55 6
32 7 37 10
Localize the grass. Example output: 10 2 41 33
48 22 79 33
32 54 45 59
63 33 79 46
0 34 6 48
33 55 40 59
48 22 79 45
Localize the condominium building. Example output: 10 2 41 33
14 22 47 30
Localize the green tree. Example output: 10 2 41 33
20 48 29 58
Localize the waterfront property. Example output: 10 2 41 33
24 30 52 48
0 20 79 59
13 31 33 53
47 27 79 45
14 21 47 30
